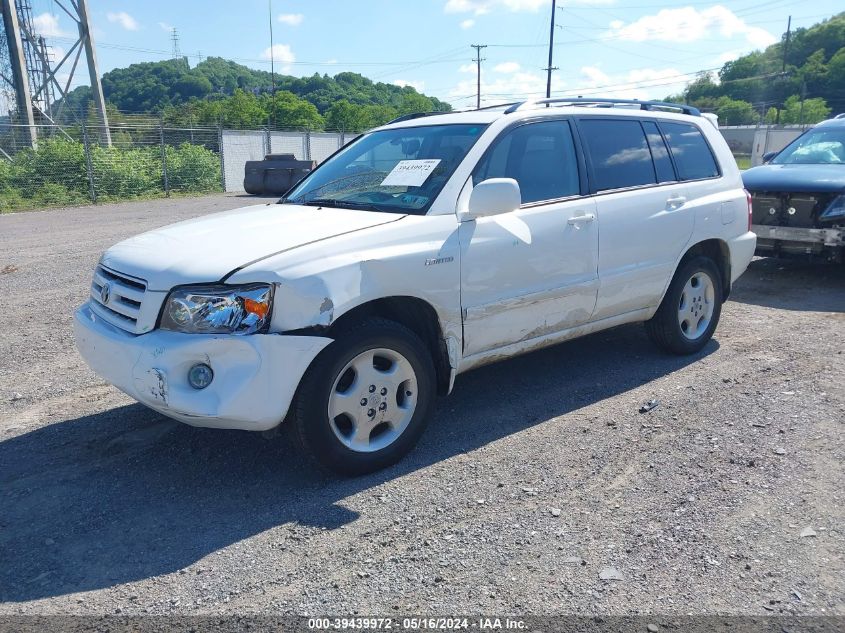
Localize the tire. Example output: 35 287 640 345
290 318 436 476
645 255 723 355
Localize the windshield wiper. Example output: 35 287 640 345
299 198 388 212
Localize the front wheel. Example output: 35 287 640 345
290 318 436 475
645 255 723 355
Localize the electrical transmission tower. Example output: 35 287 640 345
171 27 188 69
171 28 180 59
0 0 110 147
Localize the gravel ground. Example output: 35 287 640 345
0 195 843 616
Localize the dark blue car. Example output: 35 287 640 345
742 115 845 262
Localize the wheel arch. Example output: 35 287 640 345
676 238 732 301
289 295 455 397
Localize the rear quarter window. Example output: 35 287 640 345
659 121 720 181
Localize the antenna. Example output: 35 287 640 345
268 0 276 127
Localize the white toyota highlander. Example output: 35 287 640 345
75 98 757 474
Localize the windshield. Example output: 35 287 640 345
281 123 487 214
772 127 845 165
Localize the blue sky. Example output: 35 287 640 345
27 0 845 110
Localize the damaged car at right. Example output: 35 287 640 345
743 115 845 262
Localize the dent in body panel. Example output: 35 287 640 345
251 217 464 346
462 281 597 354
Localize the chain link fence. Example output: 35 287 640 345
0 122 224 212
0 123 356 212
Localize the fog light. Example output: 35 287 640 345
188 363 213 390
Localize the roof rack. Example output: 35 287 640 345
473 102 521 112
503 97 700 116
386 111 446 125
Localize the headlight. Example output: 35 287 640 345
820 195 845 220
160 284 273 335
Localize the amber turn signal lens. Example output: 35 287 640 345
243 297 270 319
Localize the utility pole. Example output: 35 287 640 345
781 15 791 73
774 15 791 125
799 80 807 127
471 44 486 110
544 0 558 99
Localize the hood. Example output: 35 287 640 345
100 203 405 291
742 163 845 194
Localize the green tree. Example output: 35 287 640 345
325 100 371 132
262 91 324 129
715 97 756 125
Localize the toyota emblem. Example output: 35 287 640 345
100 282 111 304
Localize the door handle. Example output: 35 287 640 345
666 195 687 210
567 212 596 226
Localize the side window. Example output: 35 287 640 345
579 119 656 191
659 121 720 180
473 120 579 204
642 121 676 183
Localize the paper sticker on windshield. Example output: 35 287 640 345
380 159 441 187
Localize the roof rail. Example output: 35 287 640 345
504 97 700 116
386 111 445 125
474 102 521 112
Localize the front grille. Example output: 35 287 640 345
90 265 147 333
751 192 833 228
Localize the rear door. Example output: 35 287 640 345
576 117 695 320
459 118 598 356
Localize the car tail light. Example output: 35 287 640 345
745 189 753 231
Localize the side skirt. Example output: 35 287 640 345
456 308 652 374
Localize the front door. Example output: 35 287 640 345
459 119 599 356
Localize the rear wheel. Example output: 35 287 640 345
290 318 436 475
645 255 723 355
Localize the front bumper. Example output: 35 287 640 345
752 224 844 247
74 303 332 431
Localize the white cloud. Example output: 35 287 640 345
446 0 612 14
393 79 426 92
107 11 139 31
458 63 476 74
460 19 476 29
278 13 304 26
607 6 776 49
325 59 338 65
261 44 295 71
494 61 521 74
449 70 567 107
158 21 173 32
717 50 742 65
575 65 688 100
32 13 68 38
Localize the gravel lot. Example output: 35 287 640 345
0 195 843 616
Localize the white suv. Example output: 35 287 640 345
75 98 757 474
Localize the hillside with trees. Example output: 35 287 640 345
668 12 845 125
56 57 452 131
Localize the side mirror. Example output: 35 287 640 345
462 178 521 220
762 151 778 163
